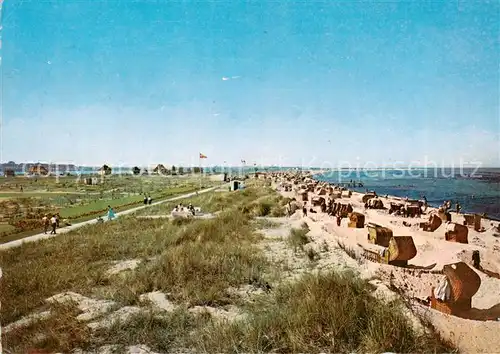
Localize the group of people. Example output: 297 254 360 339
143 195 153 205
286 198 349 227
41 214 59 235
441 200 461 214
173 203 196 215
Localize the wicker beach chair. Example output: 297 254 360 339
367 223 393 247
445 222 469 244
463 214 482 232
430 262 481 315
362 243 390 264
421 213 442 232
341 190 352 198
331 191 342 199
362 193 377 203
339 204 354 218
315 187 327 195
387 236 417 266
348 212 365 228
389 203 402 214
312 196 325 207
368 198 384 209
406 205 421 217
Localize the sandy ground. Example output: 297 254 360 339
275 180 500 353
0 186 218 251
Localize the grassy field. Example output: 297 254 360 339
0 223 15 233
58 185 199 219
0 175 220 243
0 181 455 353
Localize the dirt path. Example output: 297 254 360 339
0 186 218 251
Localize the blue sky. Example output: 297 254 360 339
1 0 499 167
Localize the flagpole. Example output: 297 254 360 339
199 155 202 191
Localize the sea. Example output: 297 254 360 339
314 168 500 220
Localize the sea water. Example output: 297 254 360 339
315 168 500 220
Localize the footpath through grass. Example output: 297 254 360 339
0 182 455 353
0 185 203 245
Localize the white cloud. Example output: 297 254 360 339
222 76 241 81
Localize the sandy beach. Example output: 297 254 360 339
268 171 500 353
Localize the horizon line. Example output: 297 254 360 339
1 163 499 170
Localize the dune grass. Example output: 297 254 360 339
253 218 281 229
117 209 268 307
287 221 311 252
1 182 455 353
193 271 455 353
92 309 204 353
4 303 92 354
0 184 275 352
134 182 287 217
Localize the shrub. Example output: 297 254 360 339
256 202 272 217
288 227 310 251
270 205 286 217
306 247 320 262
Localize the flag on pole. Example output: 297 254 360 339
199 153 208 159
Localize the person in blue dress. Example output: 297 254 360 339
107 205 116 221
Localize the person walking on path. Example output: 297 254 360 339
42 214 49 234
50 215 57 234
107 205 116 221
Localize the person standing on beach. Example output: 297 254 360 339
42 214 49 234
50 215 57 234
302 202 308 217
456 202 461 214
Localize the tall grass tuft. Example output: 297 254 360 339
2 303 92 354
337 240 360 261
119 209 268 307
287 227 310 251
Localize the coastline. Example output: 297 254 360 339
311 170 500 222
270 171 500 353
